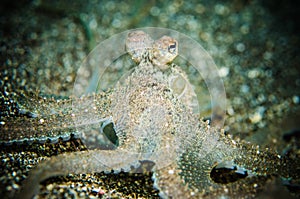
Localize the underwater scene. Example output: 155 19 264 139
1 0 299 198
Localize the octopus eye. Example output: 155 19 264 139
168 42 177 54
210 161 248 184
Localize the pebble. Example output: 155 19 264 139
218 66 230 77
47 184 54 191
236 42 246 52
249 112 262 124
292 95 299 104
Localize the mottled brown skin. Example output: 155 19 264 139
12 31 196 199
2 31 291 199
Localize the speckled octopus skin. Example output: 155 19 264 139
0 31 294 199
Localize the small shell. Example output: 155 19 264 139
125 31 154 63
100 119 119 147
210 160 248 184
152 36 178 70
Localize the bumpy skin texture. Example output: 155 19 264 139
126 30 178 70
2 31 291 199
14 30 199 199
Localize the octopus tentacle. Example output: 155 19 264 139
153 126 284 198
14 31 201 198
15 149 142 199
0 92 113 145
7 30 293 199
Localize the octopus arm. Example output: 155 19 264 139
16 149 140 199
0 93 113 145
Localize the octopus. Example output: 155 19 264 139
0 30 298 199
